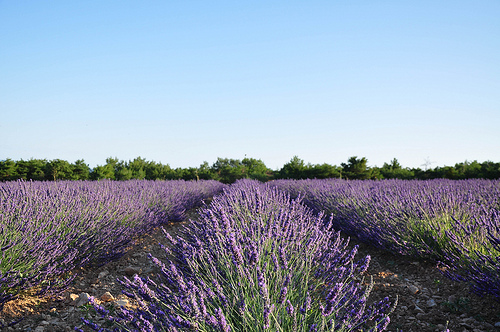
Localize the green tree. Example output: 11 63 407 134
305 163 342 179
128 157 147 179
116 166 133 180
431 166 460 179
196 161 215 180
341 156 373 180
481 161 500 179
71 159 90 180
170 167 189 180
0 158 19 181
379 158 414 179
278 156 306 179
242 157 273 182
90 157 117 180
45 159 73 180
111 160 128 180
462 160 482 179
145 161 175 180
179 167 199 181
211 158 246 184
16 159 47 180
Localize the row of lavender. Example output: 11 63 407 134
0 179 226 315
81 179 395 331
269 179 500 300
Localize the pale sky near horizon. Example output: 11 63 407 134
1 1 499 170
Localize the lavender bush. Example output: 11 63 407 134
270 178 500 300
0 179 225 318
82 179 395 331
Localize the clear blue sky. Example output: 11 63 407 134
1 1 499 170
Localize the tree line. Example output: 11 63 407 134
0 156 499 183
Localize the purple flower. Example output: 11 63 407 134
286 299 294 317
217 308 231 332
278 286 288 304
263 303 274 329
228 232 244 267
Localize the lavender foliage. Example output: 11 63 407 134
0 179 225 317
270 178 500 300
83 179 395 331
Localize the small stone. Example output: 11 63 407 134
98 270 109 279
34 327 44 332
65 293 79 304
448 295 457 303
426 299 437 307
408 285 419 294
460 322 473 329
124 266 141 276
74 292 91 307
494 322 500 327
100 291 115 302
115 299 129 307
39 321 50 325
414 304 425 313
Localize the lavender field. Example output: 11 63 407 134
270 179 500 300
1 178 500 331
0 180 226 319
80 179 395 331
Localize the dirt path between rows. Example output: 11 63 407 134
1 209 499 332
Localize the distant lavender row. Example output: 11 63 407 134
269 179 500 300
0 179 226 313
82 179 395 331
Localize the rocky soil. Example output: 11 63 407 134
1 209 499 332
353 238 500 332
